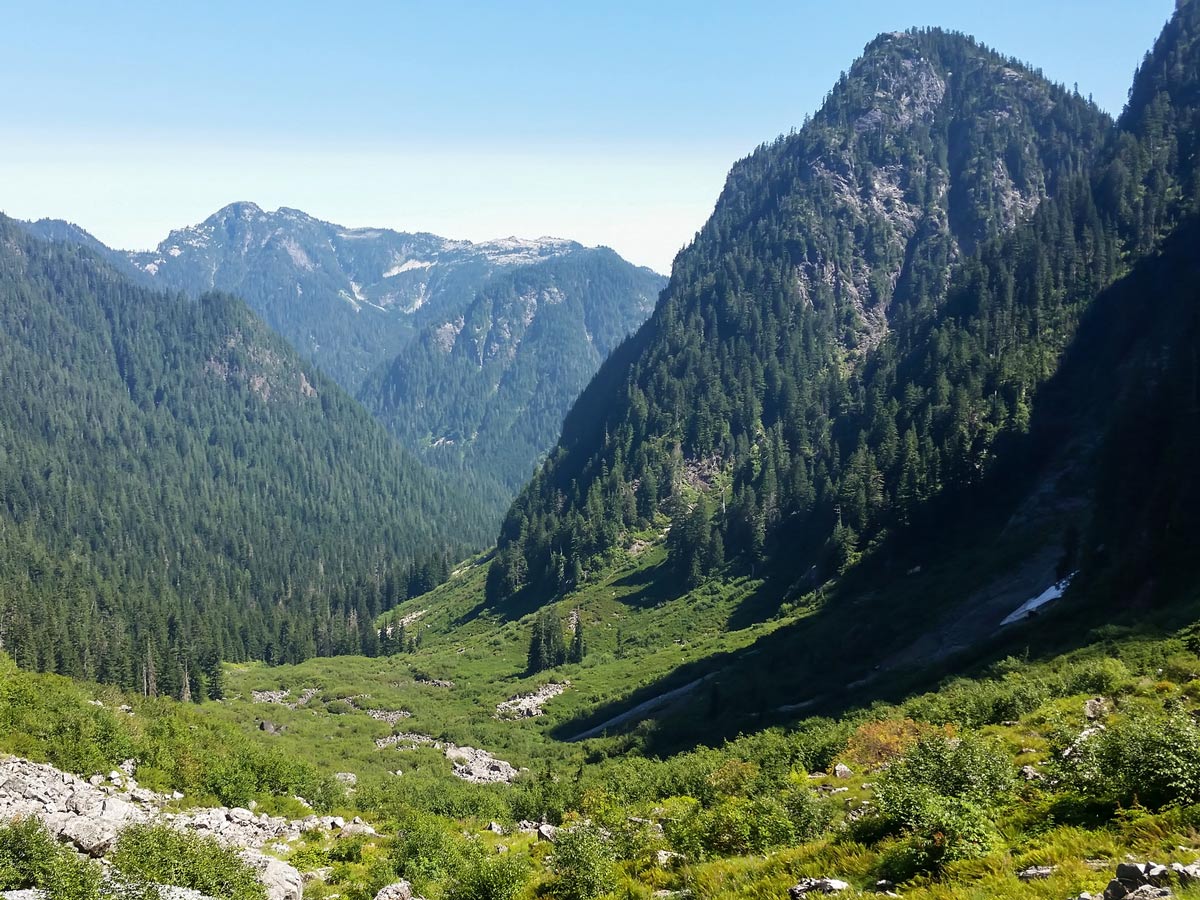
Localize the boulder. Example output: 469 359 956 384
1170 862 1200 884
374 882 415 900
536 823 559 843
655 849 684 868
59 815 118 856
789 877 850 898
833 764 853 779
1017 865 1057 880
1085 697 1110 720
239 849 303 900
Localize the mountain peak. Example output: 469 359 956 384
211 200 265 220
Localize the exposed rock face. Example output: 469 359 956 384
250 687 319 709
495 682 569 719
0 756 342 900
445 746 522 785
375 733 524 784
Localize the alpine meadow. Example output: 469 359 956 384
3 4 1200 900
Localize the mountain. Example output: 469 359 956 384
25 206 665 515
0 217 492 696
359 248 663 499
25 204 658 395
488 27 1116 602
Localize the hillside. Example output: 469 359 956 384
359 248 663 497
486 22 1192 613
26 206 588 391
0 217 491 696
25 206 664 514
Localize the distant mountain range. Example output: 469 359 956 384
24 206 665 516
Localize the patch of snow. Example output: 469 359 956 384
384 259 434 277
280 237 314 271
167 246 182 258
1000 573 1076 626
474 236 578 266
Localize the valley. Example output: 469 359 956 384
2 3 1199 900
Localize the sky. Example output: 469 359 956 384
0 1 1176 273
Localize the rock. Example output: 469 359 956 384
1104 880 1129 900
334 772 357 787
374 881 415 900
655 849 684 868
1171 862 1200 884
239 849 303 900
789 877 850 898
495 682 570 719
537 823 559 842
833 764 853 779
156 887 216 900
1126 888 1171 899
1020 765 1043 781
228 807 255 824
444 746 521 784
59 815 118 855
2 891 46 899
1017 864 1057 880
1085 697 1110 720
340 821 377 837
486 821 505 834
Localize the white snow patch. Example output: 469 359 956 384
167 246 182 258
281 237 314 271
384 259 434 277
1000 573 1076 626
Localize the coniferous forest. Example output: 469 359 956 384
0 219 489 697
7 5 1200 900
489 21 1200 610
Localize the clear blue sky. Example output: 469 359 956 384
0 0 1175 272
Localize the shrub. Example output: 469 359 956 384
1055 710 1200 809
780 779 835 840
550 825 616 900
110 824 266 900
878 733 1013 807
1061 657 1132 696
841 718 949 770
446 846 529 900
0 817 103 899
870 733 1011 876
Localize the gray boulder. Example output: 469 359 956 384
239 850 303 900
789 877 850 897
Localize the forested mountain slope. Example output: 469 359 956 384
25 205 662 396
0 218 491 696
359 248 663 497
25 206 664 516
489 28 1118 602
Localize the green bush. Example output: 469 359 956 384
550 825 616 900
0 817 103 899
446 846 529 900
110 824 266 900
869 733 1011 876
1055 710 1200 808
389 812 467 889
